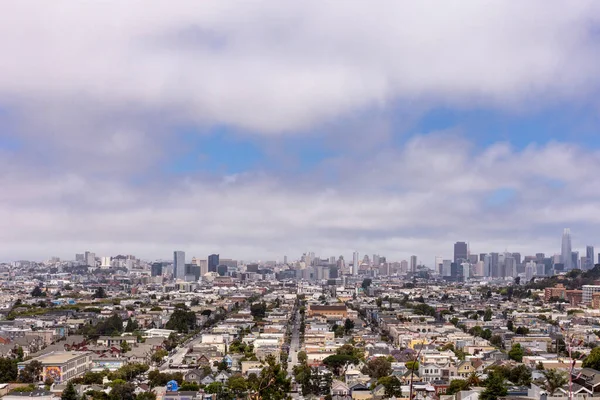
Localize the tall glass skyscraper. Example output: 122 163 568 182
561 228 572 270
587 245 595 270
173 251 185 280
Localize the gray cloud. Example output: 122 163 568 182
0 2 599 262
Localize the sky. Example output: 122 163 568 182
1 1 600 264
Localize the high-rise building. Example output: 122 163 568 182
587 246 595 269
454 242 468 263
442 260 452 277
173 251 185 280
583 285 600 304
75 254 85 262
208 254 219 272
572 251 579 270
151 262 163 277
372 254 380 266
483 254 492 277
198 259 208 277
352 252 359 276
490 252 499 277
525 261 536 281
511 252 522 265
561 228 573 270
85 251 96 267
400 260 408 273
505 256 516 278
434 256 443 275
284 256 288 264
101 257 111 268
410 255 417 273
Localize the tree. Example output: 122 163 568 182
361 357 392 380
120 341 131 353
447 379 470 395
61 381 79 400
0 357 18 383
506 320 514 332
19 360 42 383
490 335 503 348
583 347 600 369
151 349 168 363
323 355 358 376
376 298 383 308
405 361 419 371
378 376 402 397
227 375 248 397
136 393 156 400
542 369 568 395
298 351 307 364
483 308 492 321
178 382 199 391
246 355 291 400
93 287 107 299
480 371 507 400
109 383 136 400
165 306 197 333
31 286 45 297
515 326 530 335
250 302 267 320
344 318 355 334
361 278 372 290
508 344 524 362
14 347 24 362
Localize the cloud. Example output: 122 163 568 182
0 1 599 134
0 133 599 262
0 2 599 262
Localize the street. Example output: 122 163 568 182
287 308 302 375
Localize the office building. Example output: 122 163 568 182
85 251 95 267
173 251 185 280
410 255 417 273
208 254 219 272
483 254 491 277
525 261 536 281
100 257 111 268
587 246 595 270
505 255 516 278
75 254 85 263
352 252 359 276
151 263 163 277
442 260 452 277
284 255 288 264
511 252 522 265
490 252 499 277
561 228 573 270
453 242 468 263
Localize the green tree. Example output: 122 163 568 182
583 347 600 369
109 383 136 400
227 375 248 397
480 371 507 400
31 286 45 297
405 361 419 371
136 393 156 400
205 382 223 394
344 318 355 334
165 306 197 333
0 357 18 382
246 356 291 400
178 382 199 391
507 320 514 332
377 376 402 397
361 357 392 380
323 355 358 376
151 349 168 363
93 287 107 299
447 379 470 395
250 302 267 320
361 278 372 290
120 341 131 353
542 369 568 395
508 344 524 362
61 381 79 400
490 335 503 348
298 351 307 364
19 360 42 383
484 308 492 321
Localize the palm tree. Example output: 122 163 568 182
542 369 568 395
466 372 482 386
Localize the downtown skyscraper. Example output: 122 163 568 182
352 251 359 276
173 250 185 280
561 228 573 270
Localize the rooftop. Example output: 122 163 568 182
21 351 89 365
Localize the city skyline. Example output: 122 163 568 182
2 3 600 262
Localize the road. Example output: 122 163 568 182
160 333 203 371
287 308 302 375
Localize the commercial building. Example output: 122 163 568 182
173 251 185 280
208 254 220 273
453 242 468 263
18 351 92 383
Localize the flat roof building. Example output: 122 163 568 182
18 351 92 383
